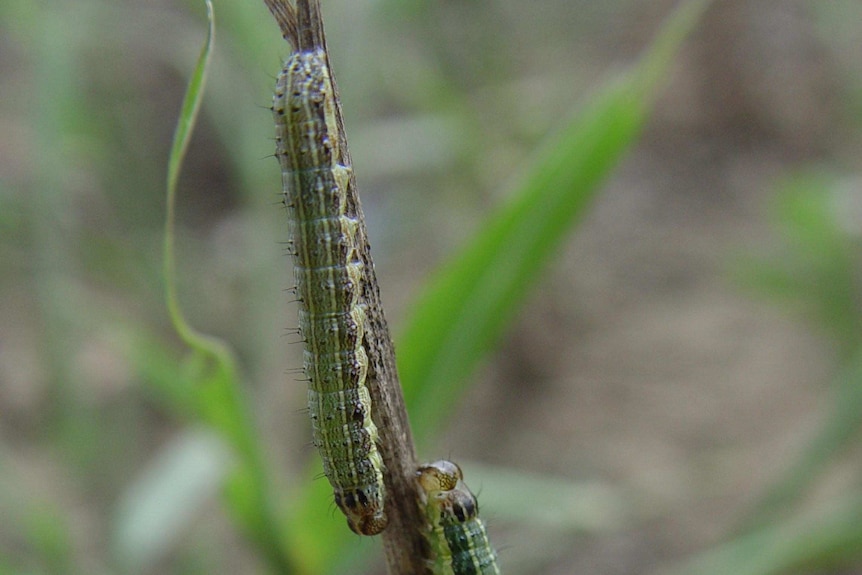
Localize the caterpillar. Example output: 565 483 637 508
273 12 387 535
417 461 501 574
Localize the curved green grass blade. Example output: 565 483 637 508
398 0 713 437
164 0 219 353
159 2 293 572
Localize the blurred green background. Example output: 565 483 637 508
1 0 861 574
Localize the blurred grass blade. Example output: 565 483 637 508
659 491 862 575
0 452 72 575
733 174 862 353
736 348 862 532
113 430 232 573
466 462 629 573
159 3 293 572
731 175 862 532
465 461 628 532
397 0 712 436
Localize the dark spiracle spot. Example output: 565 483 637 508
342 491 357 509
351 403 365 422
356 490 369 506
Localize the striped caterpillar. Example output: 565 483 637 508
417 461 501 574
273 5 387 536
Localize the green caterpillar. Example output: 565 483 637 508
273 20 387 535
417 461 501 574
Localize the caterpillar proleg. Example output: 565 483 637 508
417 461 501 574
273 7 387 535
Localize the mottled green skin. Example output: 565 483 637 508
274 49 386 536
418 461 501 574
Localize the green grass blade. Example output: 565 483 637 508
465 461 628 532
736 348 862 532
113 430 232 572
158 2 293 571
659 492 862 575
164 0 220 354
398 0 713 436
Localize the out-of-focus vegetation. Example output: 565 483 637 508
659 174 862 575
1 0 860 574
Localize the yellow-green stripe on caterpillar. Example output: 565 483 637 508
274 46 387 536
417 461 501 574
